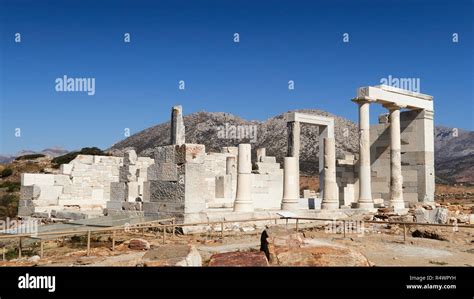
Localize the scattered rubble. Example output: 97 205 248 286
142 245 201 266
411 229 449 241
128 239 150 251
208 251 268 266
260 226 371 266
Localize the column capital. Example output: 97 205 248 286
383 102 406 111
351 96 376 104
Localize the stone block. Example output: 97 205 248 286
221 147 238 155
142 245 202 266
127 181 140 201
184 202 207 213
299 197 321 210
91 188 104 201
261 156 276 163
124 150 138 165
54 174 72 186
184 163 205 203
52 210 87 220
110 182 127 202
255 162 280 174
74 155 94 165
106 201 123 210
37 185 63 201
154 145 177 164
20 185 41 200
343 184 355 206
147 163 178 182
143 201 185 215
215 175 232 198
122 201 141 211
18 199 35 216
60 164 73 175
414 207 448 224
22 173 55 186
147 180 185 202
146 164 159 181
119 165 138 182
175 144 205 164
257 148 266 162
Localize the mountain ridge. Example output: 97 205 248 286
108 109 474 183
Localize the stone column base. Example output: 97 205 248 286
355 201 374 209
389 200 405 210
233 201 254 212
281 200 299 211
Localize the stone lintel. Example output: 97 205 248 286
357 86 433 111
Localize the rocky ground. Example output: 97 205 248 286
1 215 472 267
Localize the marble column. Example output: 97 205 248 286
171 105 185 145
353 99 374 208
385 104 405 209
281 157 300 210
321 137 339 209
287 121 301 158
233 144 254 212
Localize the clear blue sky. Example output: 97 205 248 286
1 0 472 155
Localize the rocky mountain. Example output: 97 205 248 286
108 110 359 176
108 109 474 184
434 127 474 184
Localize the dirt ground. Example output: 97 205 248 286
1 221 472 267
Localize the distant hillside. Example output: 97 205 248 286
434 127 474 184
0 147 69 164
108 109 474 183
108 110 359 176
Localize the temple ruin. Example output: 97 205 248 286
18 85 435 226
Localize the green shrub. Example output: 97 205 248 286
0 168 13 178
0 181 21 192
0 194 19 219
15 154 46 161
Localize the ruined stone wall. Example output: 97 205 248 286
142 144 207 222
336 154 359 207
369 110 431 205
106 150 154 216
336 110 433 207
142 144 284 223
19 154 153 217
253 155 284 210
